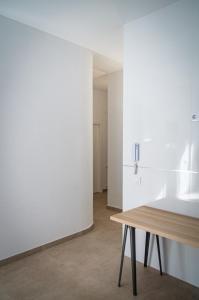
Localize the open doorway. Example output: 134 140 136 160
93 54 123 211
93 58 108 205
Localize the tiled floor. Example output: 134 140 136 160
0 192 198 299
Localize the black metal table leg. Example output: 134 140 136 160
118 225 128 287
144 231 150 267
130 227 137 296
156 235 163 275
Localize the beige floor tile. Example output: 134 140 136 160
0 192 198 300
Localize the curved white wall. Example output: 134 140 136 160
0 15 93 261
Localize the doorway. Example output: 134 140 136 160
93 87 108 198
93 54 122 211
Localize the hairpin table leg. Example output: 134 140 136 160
144 231 150 267
118 225 128 287
156 235 163 275
130 227 137 296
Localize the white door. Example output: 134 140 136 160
93 124 101 193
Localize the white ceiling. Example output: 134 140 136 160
0 0 178 63
93 55 120 91
93 53 122 84
93 74 108 91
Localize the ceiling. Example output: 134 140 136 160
0 0 179 90
93 54 122 91
93 74 108 91
0 0 178 63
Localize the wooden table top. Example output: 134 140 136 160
110 205 199 248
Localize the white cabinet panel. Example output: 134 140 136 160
123 0 199 287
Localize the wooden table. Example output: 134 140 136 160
110 205 199 296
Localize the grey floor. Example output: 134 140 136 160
0 192 198 300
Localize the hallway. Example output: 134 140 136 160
0 192 198 300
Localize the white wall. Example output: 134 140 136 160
108 71 123 209
123 0 199 287
93 89 108 192
0 15 93 261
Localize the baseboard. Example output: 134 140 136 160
0 223 94 267
106 205 122 212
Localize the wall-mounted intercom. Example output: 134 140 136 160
133 143 140 162
133 143 140 174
